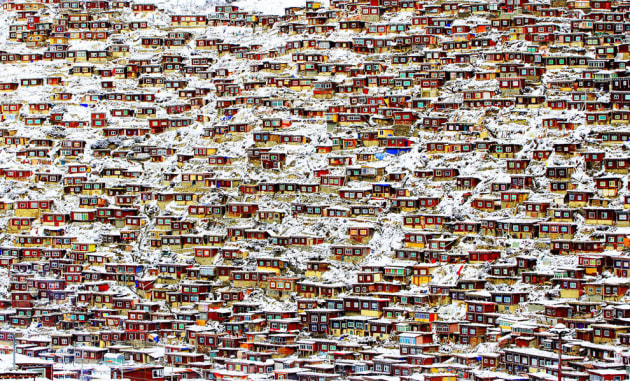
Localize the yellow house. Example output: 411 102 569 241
171 15 207 27
6 217 34 233
305 261 330 278
72 243 97 252
329 316 374 337
583 281 629 302
256 257 287 275
500 191 529 209
180 174 210 190
377 128 395 138
14 202 53 218
155 193 201 209
306 1 322 9
591 324 629 344
412 264 439 286
559 279 582 299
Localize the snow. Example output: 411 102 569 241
0 0 629 378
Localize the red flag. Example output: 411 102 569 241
456 265 464 276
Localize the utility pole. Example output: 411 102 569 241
557 332 562 381
80 346 84 381
550 323 570 381
12 335 16 371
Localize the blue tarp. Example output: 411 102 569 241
385 148 412 155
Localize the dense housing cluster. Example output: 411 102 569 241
1 0 630 380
